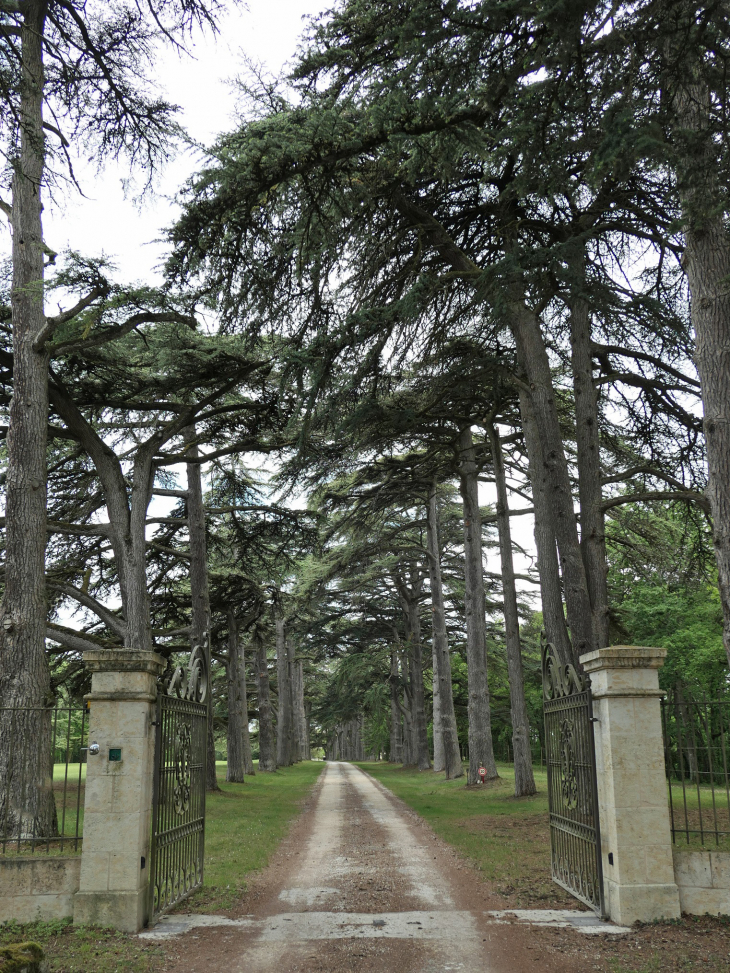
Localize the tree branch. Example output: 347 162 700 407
33 285 109 352
46 623 120 654
48 583 126 638
50 310 198 355
592 342 701 390
601 490 710 514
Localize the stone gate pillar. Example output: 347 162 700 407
579 645 681 925
73 649 165 933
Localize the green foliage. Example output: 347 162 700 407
619 582 727 697
607 502 727 696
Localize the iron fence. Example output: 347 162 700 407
661 691 730 847
0 703 87 855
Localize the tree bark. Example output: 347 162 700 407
568 258 610 649
518 389 574 668
399 649 416 765
509 302 595 662
275 616 294 767
487 421 537 797
254 632 277 772
286 642 300 762
226 612 254 781
406 586 431 771
389 650 404 762
675 75 730 670
395 567 431 770
458 427 499 783
292 658 309 761
226 612 246 783
431 637 445 772
240 643 255 775
185 425 219 791
0 0 57 841
426 484 463 779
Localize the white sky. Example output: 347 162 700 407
37 2 329 285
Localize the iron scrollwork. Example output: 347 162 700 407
173 722 192 814
149 638 209 921
160 639 209 704
542 633 588 700
559 717 578 810
541 632 605 917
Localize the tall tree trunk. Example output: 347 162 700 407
675 74 730 670
293 658 309 761
400 649 415 765
459 426 499 783
358 715 366 760
275 616 294 767
431 638 445 772
426 484 463 779
396 570 431 770
568 257 610 649
406 593 431 770
509 303 594 661
287 643 300 762
389 651 403 762
254 632 276 772
226 612 246 783
185 425 219 791
487 421 537 797
240 641 255 775
226 613 254 780
302 700 312 760
0 0 56 841
518 389 574 668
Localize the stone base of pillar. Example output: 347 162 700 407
73 649 164 934
580 646 681 926
74 889 147 934
605 882 681 927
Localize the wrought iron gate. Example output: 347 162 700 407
542 637 606 916
148 644 208 922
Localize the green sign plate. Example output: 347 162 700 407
109 748 122 762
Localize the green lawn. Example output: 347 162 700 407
52 762 86 783
354 761 576 907
667 780 730 851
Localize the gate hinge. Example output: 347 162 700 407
150 720 161 726
589 717 600 723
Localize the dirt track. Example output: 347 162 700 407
157 762 623 973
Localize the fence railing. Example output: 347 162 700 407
0 704 88 855
661 692 730 848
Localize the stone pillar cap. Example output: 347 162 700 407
579 645 667 672
83 648 166 675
